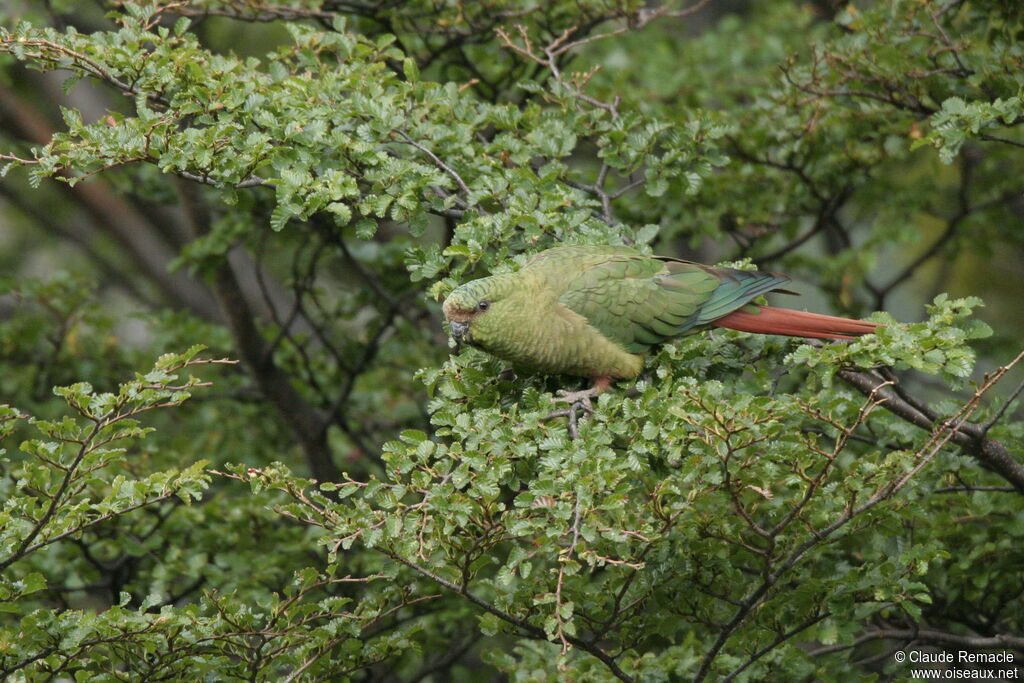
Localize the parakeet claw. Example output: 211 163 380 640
552 387 600 412
544 387 602 439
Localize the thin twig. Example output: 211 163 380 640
981 376 1024 437
692 351 1024 682
393 130 479 209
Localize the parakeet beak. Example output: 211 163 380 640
449 320 468 349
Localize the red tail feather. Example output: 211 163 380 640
712 306 878 340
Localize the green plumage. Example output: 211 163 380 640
442 245 792 381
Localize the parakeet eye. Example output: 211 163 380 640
477 300 490 312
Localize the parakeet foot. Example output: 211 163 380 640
544 382 609 439
544 395 593 438
551 387 600 413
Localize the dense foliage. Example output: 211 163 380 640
1 1 1023 680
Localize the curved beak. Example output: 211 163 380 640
449 321 468 349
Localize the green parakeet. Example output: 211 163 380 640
442 245 877 400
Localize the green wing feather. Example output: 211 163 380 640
541 247 791 354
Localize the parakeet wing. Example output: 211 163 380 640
557 251 792 354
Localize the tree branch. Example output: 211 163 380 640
383 550 636 682
175 179 340 481
813 627 1024 655
0 83 222 321
837 354 1024 493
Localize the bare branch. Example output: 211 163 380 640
981 377 1024 437
692 353 1023 682
383 549 636 682
175 179 340 482
837 351 1024 493
722 613 828 682
812 627 1024 656
393 130 479 210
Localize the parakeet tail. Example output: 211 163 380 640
712 306 879 340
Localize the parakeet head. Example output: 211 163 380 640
442 273 518 352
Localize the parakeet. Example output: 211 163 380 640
442 245 878 404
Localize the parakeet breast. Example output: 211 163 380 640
469 288 644 380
